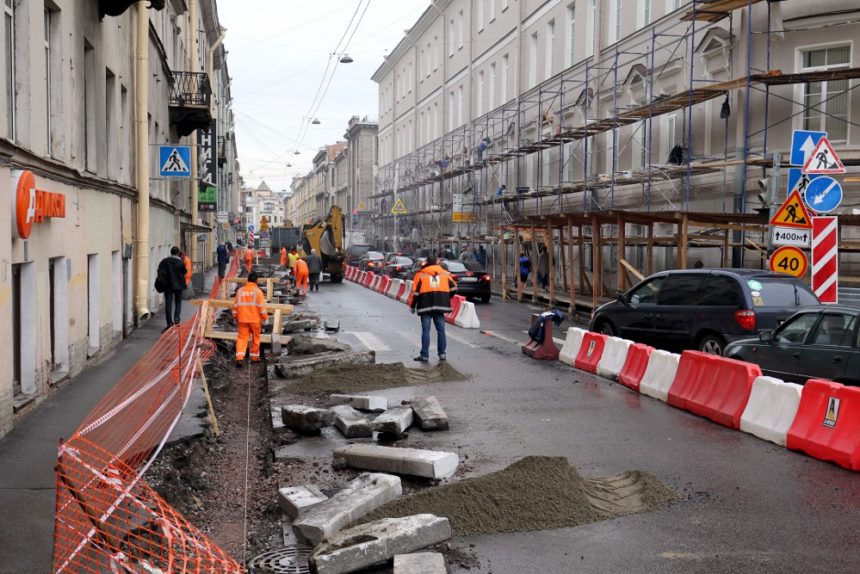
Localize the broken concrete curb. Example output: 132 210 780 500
333 444 459 479
331 404 373 438
281 405 335 434
371 406 414 436
411 397 449 431
393 552 447 574
278 485 328 519
330 394 388 412
276 350 376 378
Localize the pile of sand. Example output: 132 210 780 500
286 362 468 395
362 456 676 536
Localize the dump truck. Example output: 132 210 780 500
301 205 345 283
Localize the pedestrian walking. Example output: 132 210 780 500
181 251 193 290
154 246 187 330
408 255 457 362
244 246 254 273
216 243 229 279
519 252 531 285
537 246 549 290
306 249 323 291
280 245 288 269
294 257 309 294
232 272 268 366
477 245 487 268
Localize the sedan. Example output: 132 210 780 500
725 306 860 385
441 259 492 303
383 256 413 279
358 251 384 274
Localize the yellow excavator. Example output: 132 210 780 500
301 205 345 283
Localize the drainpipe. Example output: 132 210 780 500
134 1 151 321
188 0 199 264
207 30 225 247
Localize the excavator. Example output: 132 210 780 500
301 205 345 283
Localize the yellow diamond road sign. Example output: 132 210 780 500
391 198 407 215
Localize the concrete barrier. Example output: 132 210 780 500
558 327 586 366
596 336 631 380
399 280 413 303
574 332 607 373
787 379 860 471
387 278 403 298
617 343 653 391
453 300 481 329
639 350 681 402
740 376 803 446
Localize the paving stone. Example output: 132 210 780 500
393 552 447 574
275 350 375 378
330 394 388 412
293 473 402 546
370 406 414 437
333 444 459 479
411 397 449 431
278 485 329 519
309 514 451 574
331 404 373 438
281 405 334 435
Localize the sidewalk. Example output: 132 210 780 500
0 272 215 574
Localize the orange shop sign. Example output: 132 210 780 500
11 170 66 239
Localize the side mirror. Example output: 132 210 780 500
759 330 773 343
615 290 627 305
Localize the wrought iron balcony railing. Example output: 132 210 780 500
169 71 211 108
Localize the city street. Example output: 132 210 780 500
301 279 860 573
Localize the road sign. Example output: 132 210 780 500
391 198 407 215
770 189 813 229
247 224 255 234
358 201 366 210
786 168 821 200
802 137 845 175
260 216 270 231
159 146 191 177
804 176 843 213
812 216 839 304
221 222 230 230
790 130 826 166
216 210 228 223
769 246 808 278
771 226 811 248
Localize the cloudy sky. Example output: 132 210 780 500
218 0 429 191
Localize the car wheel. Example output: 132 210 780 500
698 334 726 356
480 294 491 303
594 320 616 336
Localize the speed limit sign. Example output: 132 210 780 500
769 245 808 278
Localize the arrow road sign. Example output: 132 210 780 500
802 137 846 175
786 168 821 200
159 145 191 177
804 176 843 213
790 130 826 166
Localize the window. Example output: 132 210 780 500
477 71 484 116
613 0 622 42
489 62 496 110
811 313 857 347
478 0 484 31
501 0 508 11
501 54 509 103
448 90 455 131
629 276 665 305
458 10 464 50
802 46 850 142
84 41 96 173
545 20 555 79
775 313 819 344
755 278 818 307
699 276 742 306
44 8 52 149
449 18 455 56
585 0 596 57
529 32 538 88
433 36 439 70
565 3 576 68
490 0 496 21
106 69 116 179
457 85 464 125
5 0 14 139
639 0 652 28
666 114 676 157
656 274 706 305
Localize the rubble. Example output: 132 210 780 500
330 404 373 438
278 485 328 519
281 405 335 434
410 397 449 431
329 394 388 412
309 514 452 574
292 473 402 546
393 552 447 574
275 350 376 378
333 444 459 479
370 406 414 437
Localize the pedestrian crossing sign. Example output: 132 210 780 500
159 145 191 177
770 189 813 229
391 198 407 215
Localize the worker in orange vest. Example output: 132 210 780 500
244 246 254 273
280 245 288 269
233 272 268 366
294 257 309 295
181 251 192 290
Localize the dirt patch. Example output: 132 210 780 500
361 456 676 536
281 362 469 396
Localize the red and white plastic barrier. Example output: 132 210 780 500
377 276 391 294
370 274 381 291
639 350 681 402
787 379 860 471
362 272 373 288
559 328 586 366
574 332 607 373
444 295 466 324
596 337 631 380
453 300 481 329
387 278 402 298
617 343 653 391
740 376 803 446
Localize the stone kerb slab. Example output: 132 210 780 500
331 404 373 438
334 444 459 479
371 406 414 436
309 515 452 574
393 552 447 573
411 397 449 431
278 485 328 519
292 472 402 546
330 394 388 412
281 405 334 434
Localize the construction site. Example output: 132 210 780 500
368 0 860 312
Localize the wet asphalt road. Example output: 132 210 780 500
304 279 860 574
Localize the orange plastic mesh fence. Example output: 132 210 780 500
52 257 245 573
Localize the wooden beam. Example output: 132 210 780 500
196 357 221 437
647 223 654 276
559 226 568 291
578 224 587 297
677 213 689 269
192 299 295 313
722 228 730 267
567 217 575 315
499 231 508 301
619 258 645 282
591 214 602 309
617 213 626 292
514 231 523 301
531 225 539 302
546 222 555 305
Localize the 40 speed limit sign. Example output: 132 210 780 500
769 245 809 278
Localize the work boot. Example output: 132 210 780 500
235 360 244 368
438 354 446 361
413 355 429 363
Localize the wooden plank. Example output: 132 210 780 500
567 218 575 314
546 222 555 305
647 223 654 276
616 214 626 292
192 299 294 312
514 230 523 301
722 229 731 267
531 225 539 303
196 357 221 437
559 226 568 292
619 258 645 283
591 214 602 309
203 330 292 345
677 213 689 269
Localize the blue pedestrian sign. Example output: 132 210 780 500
804 176 843 214
790 130 826 166
159 145 191 177
786 168 821 199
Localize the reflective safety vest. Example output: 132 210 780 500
288 252 299 269
280 247 288 266
233 282 268 323
294 258 308 276
184 256 192 286
409 264 457 314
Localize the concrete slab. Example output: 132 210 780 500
371 406 414 436
330 394 388 412
411 397 449 431
278 485 329 519
333 444 459 479
281 405 335 434
271 405 285 433
275 350 375 378
292 473 402 546
393 552 447 574
273 426 358 462
309 514 452 574
331 404 373 438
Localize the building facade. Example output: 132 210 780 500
0 0 240 436
344 115 379 239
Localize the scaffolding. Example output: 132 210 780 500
370 0 860 311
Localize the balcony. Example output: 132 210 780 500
168 71 212 136
100 0 165 19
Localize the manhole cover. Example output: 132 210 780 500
248 546 312 574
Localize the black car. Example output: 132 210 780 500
726 306 860 385
589 269 819 356
345 244 372 267
358 251 384 274
441 259 492 303
406 257 428 280
382 255 414 279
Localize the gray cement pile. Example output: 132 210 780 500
286 363 468 396
361 456 676 536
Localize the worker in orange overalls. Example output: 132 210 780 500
244 246 254 273
233 272 268 366
280 245 288 269
181 251 192 291
294 257 309 295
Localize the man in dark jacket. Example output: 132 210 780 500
306 249 323 291
408 255 457 362
216 243 230 279
156 246 187 329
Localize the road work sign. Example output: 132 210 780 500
802 137 845 175
391 198 407 215
159 146 191 177
770 189 813 229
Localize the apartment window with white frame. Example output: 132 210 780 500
433 36 439 70
478 0 484 31
802 45 850 142
449 19 455 56
44 7 54 150
613 0 622 43
529 32 538 88
565 3 576 68
489 62 496 110
501 0 508 11
458 10 464 50
5 0 15 140
490 0 496 21
638 0 652 28
501 53 508 103
545 20 555 80
458 85 464 125
667 0 682 11
449 90 455 131
585 0 595 57
477 71 484 116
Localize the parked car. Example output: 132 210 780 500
358 251 384 273
725 306 860 385
345 244 372 267
589 269 819 356
383 255 414 279
440 259 492 303
406 257 428 280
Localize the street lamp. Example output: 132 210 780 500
339 53 354 64
311 118 321 125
